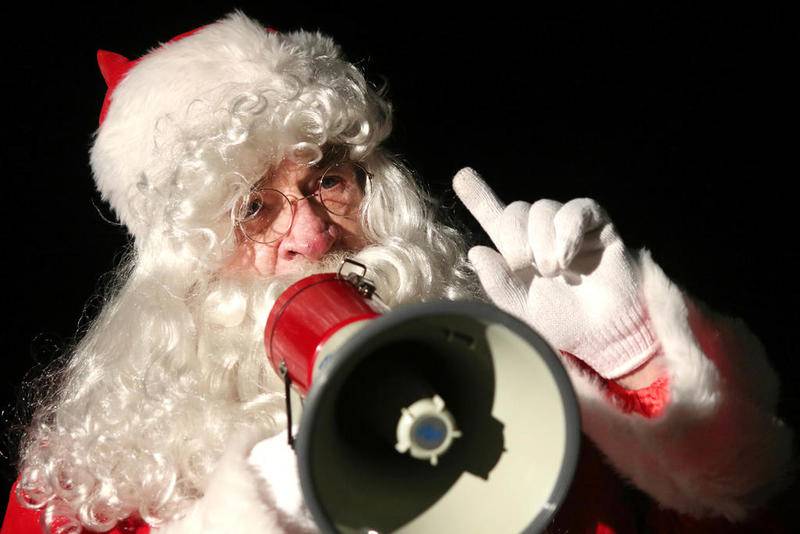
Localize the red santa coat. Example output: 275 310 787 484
2 386 786 534
2 252 793 532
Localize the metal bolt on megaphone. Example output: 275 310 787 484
337 258 379 301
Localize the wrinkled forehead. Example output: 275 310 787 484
316 144 351 168
258 145 361 187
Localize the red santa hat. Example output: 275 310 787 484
89 12 367 241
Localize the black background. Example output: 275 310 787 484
1 1 795 521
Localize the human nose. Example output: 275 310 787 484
277 198 340 261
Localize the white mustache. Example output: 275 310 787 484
201 249 354 329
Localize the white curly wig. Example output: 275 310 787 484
17 12 478 533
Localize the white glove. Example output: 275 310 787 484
453 167 659 379
249 429 318 533
156 428 318 533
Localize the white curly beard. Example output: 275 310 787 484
18 227 476 533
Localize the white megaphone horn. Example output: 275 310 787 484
264 259 580 534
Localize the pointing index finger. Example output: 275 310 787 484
452 167 506 234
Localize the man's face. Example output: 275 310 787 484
225 158 369 277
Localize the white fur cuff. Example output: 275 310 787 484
563 249 793 521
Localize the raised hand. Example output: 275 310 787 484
453 167 659 379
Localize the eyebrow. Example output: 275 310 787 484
317 145 350 168
252 147 352 190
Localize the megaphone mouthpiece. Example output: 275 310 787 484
395 394 461 466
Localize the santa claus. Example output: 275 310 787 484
2 11 793 534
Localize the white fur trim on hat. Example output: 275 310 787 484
92 13 274 238
90 11 380 243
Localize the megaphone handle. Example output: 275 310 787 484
280 360 296 450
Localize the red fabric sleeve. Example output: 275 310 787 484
560 350 670 419
605 376 670 418
2 482 42 534
2 480 151 534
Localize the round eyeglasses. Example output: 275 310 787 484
235 162 372 244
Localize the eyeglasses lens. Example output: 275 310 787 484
318 164 367 217
239 189 292 244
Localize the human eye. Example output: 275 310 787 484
238 193 263 220
320 164 362 191
320 172 345 190
240 190 283 221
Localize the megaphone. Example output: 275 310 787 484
264 260 580 533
